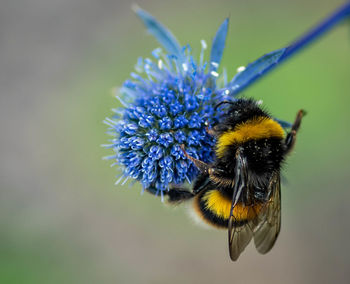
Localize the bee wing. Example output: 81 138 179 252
228 213 256 261
253 172 281 254
228 149 256 261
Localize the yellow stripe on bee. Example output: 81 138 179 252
202 190 232 219
216 117 285 158
202 190 262 221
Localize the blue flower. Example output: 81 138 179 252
104 6 294 197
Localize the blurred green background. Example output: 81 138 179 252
1 0 350 283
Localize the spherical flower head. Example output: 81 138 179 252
105 44 228 196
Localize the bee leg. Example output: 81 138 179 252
284 109 306 154
180 145 225 184
193 174 211 194
204 119 218 137
166 187 194 204
205 125 217 136
180 144 210 174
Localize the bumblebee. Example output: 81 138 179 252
166 98 305 261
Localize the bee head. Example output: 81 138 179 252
213 98 268 134
226 99 266 121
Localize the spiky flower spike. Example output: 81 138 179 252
104 3 350 198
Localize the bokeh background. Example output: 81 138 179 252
1 0 350 283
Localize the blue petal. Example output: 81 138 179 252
210 18 229 70
228 48 286 95
274 118 292 128
134 6 182 59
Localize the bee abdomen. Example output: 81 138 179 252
193 189 262 228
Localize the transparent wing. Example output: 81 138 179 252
253 173 281 254
228 150 282 260
228 149 255 261
228 208 256 261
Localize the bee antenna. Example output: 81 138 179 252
214 100 235 110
